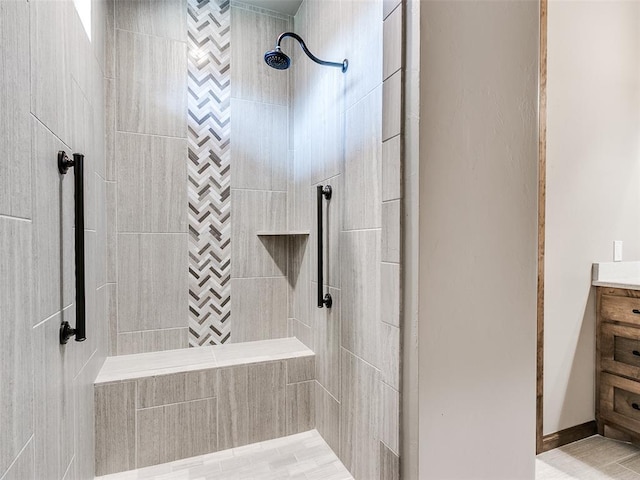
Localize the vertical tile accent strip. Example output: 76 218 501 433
187 0 232 346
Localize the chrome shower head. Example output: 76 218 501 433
264 32 348 73
264 47 291 70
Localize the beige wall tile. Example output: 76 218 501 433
381 383 400 455
105 79 116 180
31 117 75 323
383 2 403 80
137 398 217 468
217 365 249 450
381 263 400 328
95 382 136 476
342 0 383 109
340 230 381 367
381 323 400 390
105 0 115 79
382 200 401 263
314 382 340 456
138 369 218 409
106 181 117 284
231 190 287 278
287 318 312 350
115 0 187 42
97 177 107 287
0 0 30 219
30 0 71 145
117 233 188 332
380 442 400 480
288 236 311 327
107 284 118 356
230 277 288 343
231 99 288 191
382 135 401 202
344 87 382 230
383 70 402 141
0 219 33 477
287 356 315 384
286 381 315 435
1 438 34 480
313 286 341 400
116 30 186 137
117 328 189 356
340 349 381 480
231 6 289 105
247 361 287 444
116 132 187 233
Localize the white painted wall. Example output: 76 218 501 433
544 0 640 435
418 1 539 478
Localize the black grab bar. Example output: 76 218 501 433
58 151 87 344
317 185 332 309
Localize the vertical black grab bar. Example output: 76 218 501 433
58 151 87 344
317 185 332 309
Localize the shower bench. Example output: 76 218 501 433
94 337 315 476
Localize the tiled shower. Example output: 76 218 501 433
0 0 403 479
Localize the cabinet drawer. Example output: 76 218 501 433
601 323 640 379
601 295 640 326
600 373 640 434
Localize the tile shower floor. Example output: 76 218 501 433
95 430 353 480
536 435 640 479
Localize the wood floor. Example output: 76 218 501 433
537 435 640 479
95 430 353 480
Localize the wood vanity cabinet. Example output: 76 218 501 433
597 287 640 440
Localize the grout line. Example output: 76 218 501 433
32 304 73 330
0 213 31 223
114 129 187 141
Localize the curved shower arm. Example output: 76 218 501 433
276 32 348 72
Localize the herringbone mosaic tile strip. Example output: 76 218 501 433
187 0 231 346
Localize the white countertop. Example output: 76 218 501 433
592 261 640 290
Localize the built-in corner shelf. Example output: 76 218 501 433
256 231 310 237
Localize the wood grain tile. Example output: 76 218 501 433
382 70 402 141
117 233 188 332
0 218 33 477
31 117 75 323
115 0 187 42
382 135 401 202
380 323 400 390
287 356 315 384
230 6 289 105
340 230 381 367
137 369 218 409
286 382 315 435
116 132 187 233
344 87 382 230
381 383 400 455
383 2 402 80
381 262 400 327
1 438 34 480
231 99 288 191
116 328 189 356
95 382 136 476
230 277 288 343
137 398 217 468
0 0 31 218
105 78 116 180
247 361 286 444
382 200 400 263
313 286 341 400
380 442 400 480
116 30 186 137
230 190 287 278
340 349 381 480
314 382 341 460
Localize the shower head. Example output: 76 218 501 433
264 47 291 70
264 32 348 73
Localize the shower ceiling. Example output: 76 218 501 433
240 0 302 16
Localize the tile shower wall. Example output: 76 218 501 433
106 0 190 355
0 1 109 479
228 2 292 344
288 0 402 479
107 0 292 351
